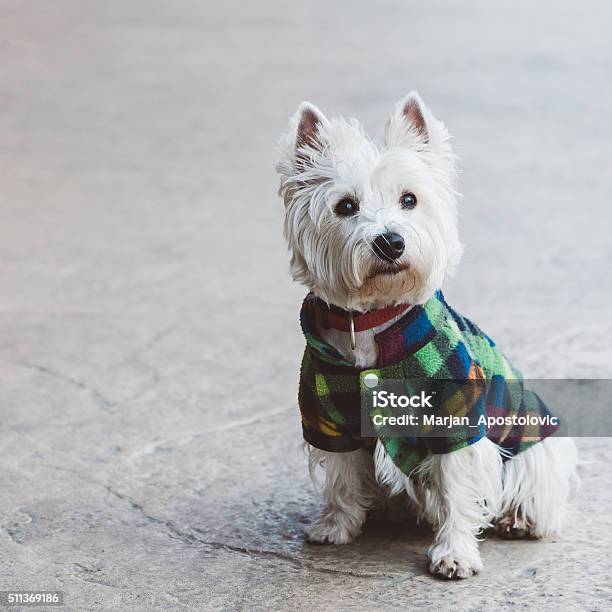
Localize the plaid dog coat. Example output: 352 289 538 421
298 290 560 476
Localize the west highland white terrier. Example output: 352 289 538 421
276 92 578 579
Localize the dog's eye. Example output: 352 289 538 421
335 198 359 217
400 192 417 209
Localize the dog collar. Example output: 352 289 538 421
309 294 411 349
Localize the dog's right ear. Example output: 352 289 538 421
290 102 329 160
277 102 329 197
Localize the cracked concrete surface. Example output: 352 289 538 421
1 1 612 610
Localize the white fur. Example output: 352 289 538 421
306 446 378 544
277 92 462 312
277 93 578 578
499 436 578 538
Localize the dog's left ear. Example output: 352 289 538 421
385 91 455 175
384 91 446 151
396 92 428 141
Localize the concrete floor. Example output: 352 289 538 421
1 1 611 610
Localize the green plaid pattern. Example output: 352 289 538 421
298 291 560 477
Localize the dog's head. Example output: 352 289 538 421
277 93 461 311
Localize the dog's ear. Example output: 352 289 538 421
276 103 329 200
295 102 327 152
281 102 330 167
400 92 429 141
384 92 455 176
385 91 431 147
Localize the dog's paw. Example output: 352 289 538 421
305 511 362 545
429 554 482 580
428 541 483 580
495 512 539 540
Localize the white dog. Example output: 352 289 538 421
276 92 578 579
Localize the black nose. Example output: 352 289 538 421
373 232 405 262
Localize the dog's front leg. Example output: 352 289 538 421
424 438 502 579
305 446 376 544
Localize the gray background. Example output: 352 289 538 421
1 1 611 610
